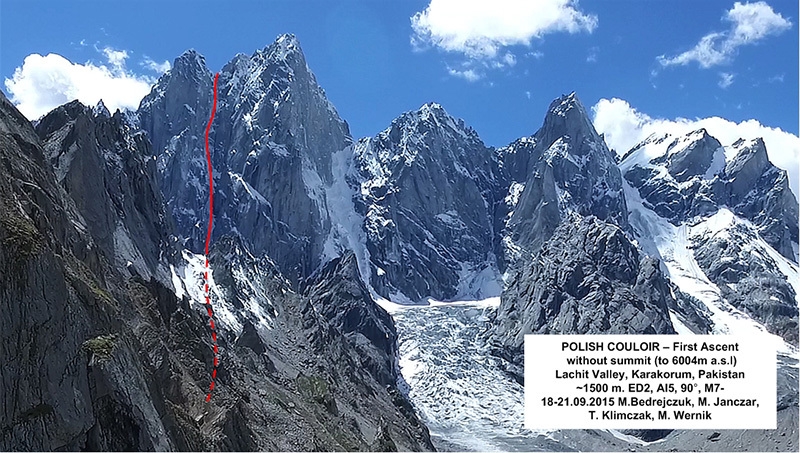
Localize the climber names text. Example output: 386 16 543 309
524 335 776 429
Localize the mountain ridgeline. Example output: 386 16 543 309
1 33 797 451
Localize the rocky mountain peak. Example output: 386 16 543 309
417 101 445 116
725 137 769 178
172 49 209 76
502 92 629 258
35 99 91 134
270 33 302 58
249 33 308 75
538 91 602 151
137 49 213 154
546 91 580 117
657 128 723 182
385 102 480 147
93 99 111 118
354 102 500 302
138 34 352 283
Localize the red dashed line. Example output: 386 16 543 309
204 72 220 403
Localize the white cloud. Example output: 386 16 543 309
411 0 596 78
447 66 481 81
4 50 156 120
592 97 800 196
658 1 791 68
586 46 599 63
727 1 792 42
143 57 171 74
767 73 784 83
658 32 729 68
718 72 735 88
102 47 129 72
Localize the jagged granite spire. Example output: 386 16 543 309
500 92 629 256
353 102 501 302
138 35 351 284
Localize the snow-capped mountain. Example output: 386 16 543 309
2 32 797 452
622 129 797 261
0 36 433 451
352 102 502 303
621 128 799 345
139 35 352 285
490 93 678 384
499 93 629 258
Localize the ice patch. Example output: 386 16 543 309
321 145 372 285
505 182 525 207
180 250 243 336
704 146 726 179
669 311 696 335
230 171 269 205
391 300 553 451
625 180 796 356
692 208 800 306
170 264 185 299
455 261 502 300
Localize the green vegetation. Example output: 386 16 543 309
64 256 115 306
82 334 118 362
296 374 329 403
1 214 42 260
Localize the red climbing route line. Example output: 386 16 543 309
204 72 220 403
205 73 218 256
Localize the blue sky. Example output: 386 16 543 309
1 1 797 170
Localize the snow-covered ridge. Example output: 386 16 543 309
625 177 797 356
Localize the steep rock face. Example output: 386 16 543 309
35 101 174 281
353 103 501 302
303 252 399 387
691 210 798 344
138 50 214 253
501 93 629 257
492 216 676 382
721 138 798 260
138 50 213 155
2 90 435 450
0 90 189 451
1 90 94 451
195 237 434 451
139 34 352 284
